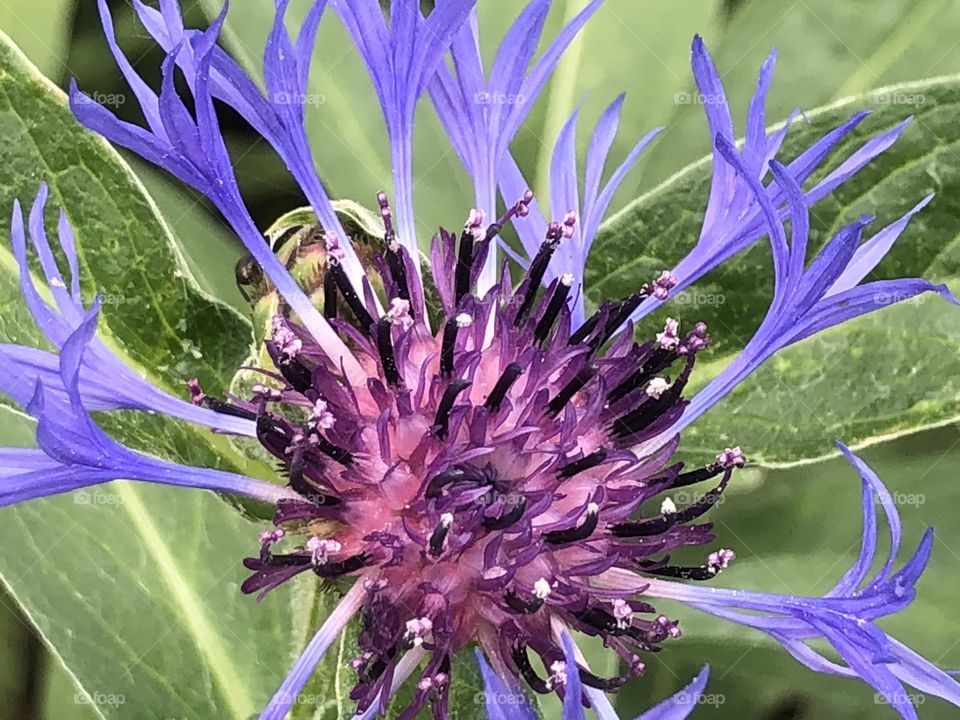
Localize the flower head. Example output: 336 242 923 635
232 189 728 717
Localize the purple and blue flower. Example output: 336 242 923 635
0 1 955 718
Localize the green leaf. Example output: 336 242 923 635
590 76 960 465
0 30 333 719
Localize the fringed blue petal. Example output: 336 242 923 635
624 44 912 332
5 189 255 435
75 4 369 371
259 581 368 720
505 95 658 323
331 0 477 264
672 153 954 433
428 0 603 291
556 632 709 720
560 633 585 720
827 195 933 295
642 449 960 720
2 304 300 507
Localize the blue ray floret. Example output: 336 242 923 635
72 0 365 374
3 183 254 436
331 0 479 265
637 446 960 720
427 0 606 293
3 296 297 507
0 1 951 719
504 37 915 333
519 97 660 325
671 152 956 434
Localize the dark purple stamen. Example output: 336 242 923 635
279 357 313 393
330 262 376 334
610 400 669 439
484 362 525 411
547 364 597 416
313 553 369 578
440 317 460 378
386 247 411 305
607 348 675 404
256 414 293 457
485 191 534 242
534 276 573 346
511 646 551 694
483 496 527 530
504 589 544 615
261 552 312 567
671 471 732 523
638 562 721 581
378 193 412 308
426 467 472 498
287 452 339 506
670 462 727 489
514 224 563 326
434 380 471 439
592 290 649 347
323 270 338 320
377 318 402 387
428 516 453 557
455 229 477 305
580 671 627 691
572 606 621 633
557 447 608 478
543 505 599 545
608 513 679 538
204 399 257 421
315 435 354 467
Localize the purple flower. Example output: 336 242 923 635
0 2 950 720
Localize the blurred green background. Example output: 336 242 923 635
1 0 960 718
